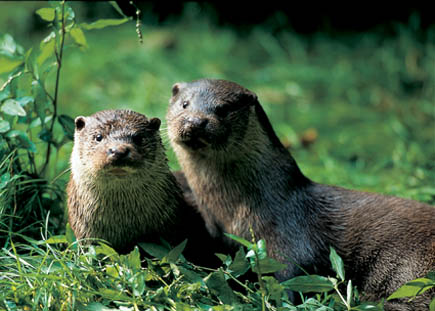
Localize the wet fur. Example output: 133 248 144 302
166 79 435 310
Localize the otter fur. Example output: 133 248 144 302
166 79 435 310
67 109 222 265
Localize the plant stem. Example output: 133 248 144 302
40 0 66 176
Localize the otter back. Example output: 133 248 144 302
166 79 435 310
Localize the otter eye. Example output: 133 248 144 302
181 101 189 109
95 134 103 142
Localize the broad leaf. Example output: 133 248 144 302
224 233 253 249
387 277 434 300
36 8 55 22
281 275 335 293
252 257 287 274
0 55 23 74
58 114 75 140
166 239 187 263
329 246 345 281
0 119 10 133
70 27 88 49
1 99 26 116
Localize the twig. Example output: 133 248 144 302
40 0 66 175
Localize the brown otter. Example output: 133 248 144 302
67 109 223 265
166 79 435 310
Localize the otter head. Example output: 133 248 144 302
166 79 259 156
71 109 162 181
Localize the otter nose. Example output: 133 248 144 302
185 116 208 129
107 145 130 160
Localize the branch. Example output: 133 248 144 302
40 1 66 175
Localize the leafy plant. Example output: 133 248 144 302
0 1 129 246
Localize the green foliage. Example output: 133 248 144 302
387 271 435 307
0 1 131 246
0 2 434 310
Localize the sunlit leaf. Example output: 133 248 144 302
387 277 434 300
1 99 26 116
0 119 10 133
80 18 129 30
0 55 23 74
36 8 55 22
330 246 345 281
70 27 88 49
37 33 55 66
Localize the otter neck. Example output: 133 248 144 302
71 156 185 250
175 114 313 238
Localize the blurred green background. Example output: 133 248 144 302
1 1 434 203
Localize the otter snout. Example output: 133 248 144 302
185 116 208 130
178 115 212 150
107 145 130 160
106 143 134 167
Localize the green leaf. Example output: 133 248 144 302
430 297 435 311
0 119 10 133
224 233 254 249
139 242 170 259
352 302 384 311
16 96 34 107
0 55 23 74
228 247 250 277
1 99 26 116
178 266 205 284
70 27 88 49
256 239 267 259
37 33 55 66
65 223 77 246
45 235 67 244
80 18 129 30
95 242 118 258
329 246 345 281
205 270 237 304
281 275 335 293
6 130 37 152
252 257 287 274
58 114 75 140
126 246 141 272
263 276 284 304
85 302 122 310
0 172 11 189
36 8 55 22
387 277 434 300
131 272 146 296
166 239 187 263
0 34 23 56
38 128 52 143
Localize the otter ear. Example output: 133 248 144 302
171 82 186 97
75 116 86 131
148 117 161 131
240 90 259 107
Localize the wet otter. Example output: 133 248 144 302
166 79 435 310
67 109 222 264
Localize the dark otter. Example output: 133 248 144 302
67 109 223 265
166 79 435 310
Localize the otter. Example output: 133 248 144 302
67 109 223 265
166 79 435 310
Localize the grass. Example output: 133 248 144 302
0 2 434 310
